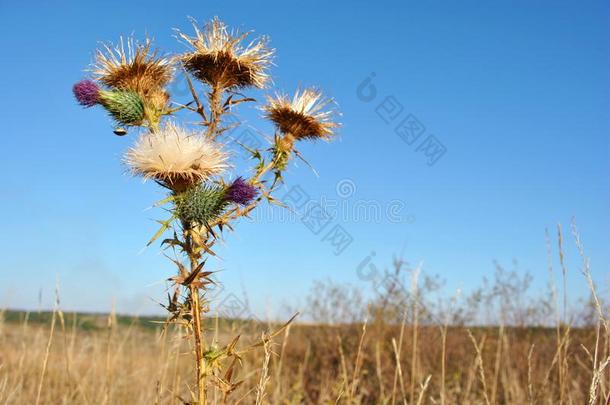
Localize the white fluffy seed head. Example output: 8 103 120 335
125 122 228 188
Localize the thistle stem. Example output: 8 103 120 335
190 283 206 404
206 83 223 139
184 227 207 404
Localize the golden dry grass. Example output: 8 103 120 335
0 310 606 404
0 225 607 404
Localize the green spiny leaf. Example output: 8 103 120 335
147 216 176 246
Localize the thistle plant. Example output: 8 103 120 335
73 17 339 403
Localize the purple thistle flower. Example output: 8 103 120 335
73 79 100 107
225 177 258 205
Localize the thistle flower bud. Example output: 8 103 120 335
225 177 258 206
271 134 295 171
99 90 145 126
73 79 100 107
175 185 228 225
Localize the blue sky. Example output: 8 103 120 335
0 1 608 318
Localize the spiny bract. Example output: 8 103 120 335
99 90 145 126
175 185 228 225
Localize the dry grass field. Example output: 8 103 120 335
1 228 608 404
0 310 605 404
0 299 608 405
